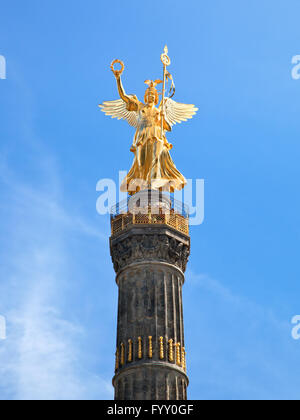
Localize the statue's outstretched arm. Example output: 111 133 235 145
115 75 130 104
111 60 139 111
114 74 139 111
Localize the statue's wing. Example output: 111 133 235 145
99 97 138 128
162 97 198 127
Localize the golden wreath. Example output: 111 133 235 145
110 59 125 76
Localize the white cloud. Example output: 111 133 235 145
184 269 300 400
0 162 113 400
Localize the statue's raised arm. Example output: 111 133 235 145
99 60 140 127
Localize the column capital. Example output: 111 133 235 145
110 226 190 274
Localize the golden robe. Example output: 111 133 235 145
120 102 186 194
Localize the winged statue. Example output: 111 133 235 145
99 48 198 195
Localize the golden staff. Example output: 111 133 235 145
160 45 171 139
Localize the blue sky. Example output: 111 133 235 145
0 0 300 400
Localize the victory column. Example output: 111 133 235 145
100 47 198 400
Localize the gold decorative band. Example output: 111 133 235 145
120 343 125 366
182 347 186 372
138 336 142 359
111 211 189 236
159 336 164 359
148 336 153 359
115 336 186 372
128 339 133 362
168 339 174 362
176 343 181 366
115 347 119 372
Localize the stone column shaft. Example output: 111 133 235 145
110 216 190 400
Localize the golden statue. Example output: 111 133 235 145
99 47 198 195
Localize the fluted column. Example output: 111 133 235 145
110 221 190 400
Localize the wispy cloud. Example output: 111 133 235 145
0 160 113 400
185 269 300 400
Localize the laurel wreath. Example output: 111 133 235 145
111 59 125 75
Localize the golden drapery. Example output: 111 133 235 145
120 103 187 195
